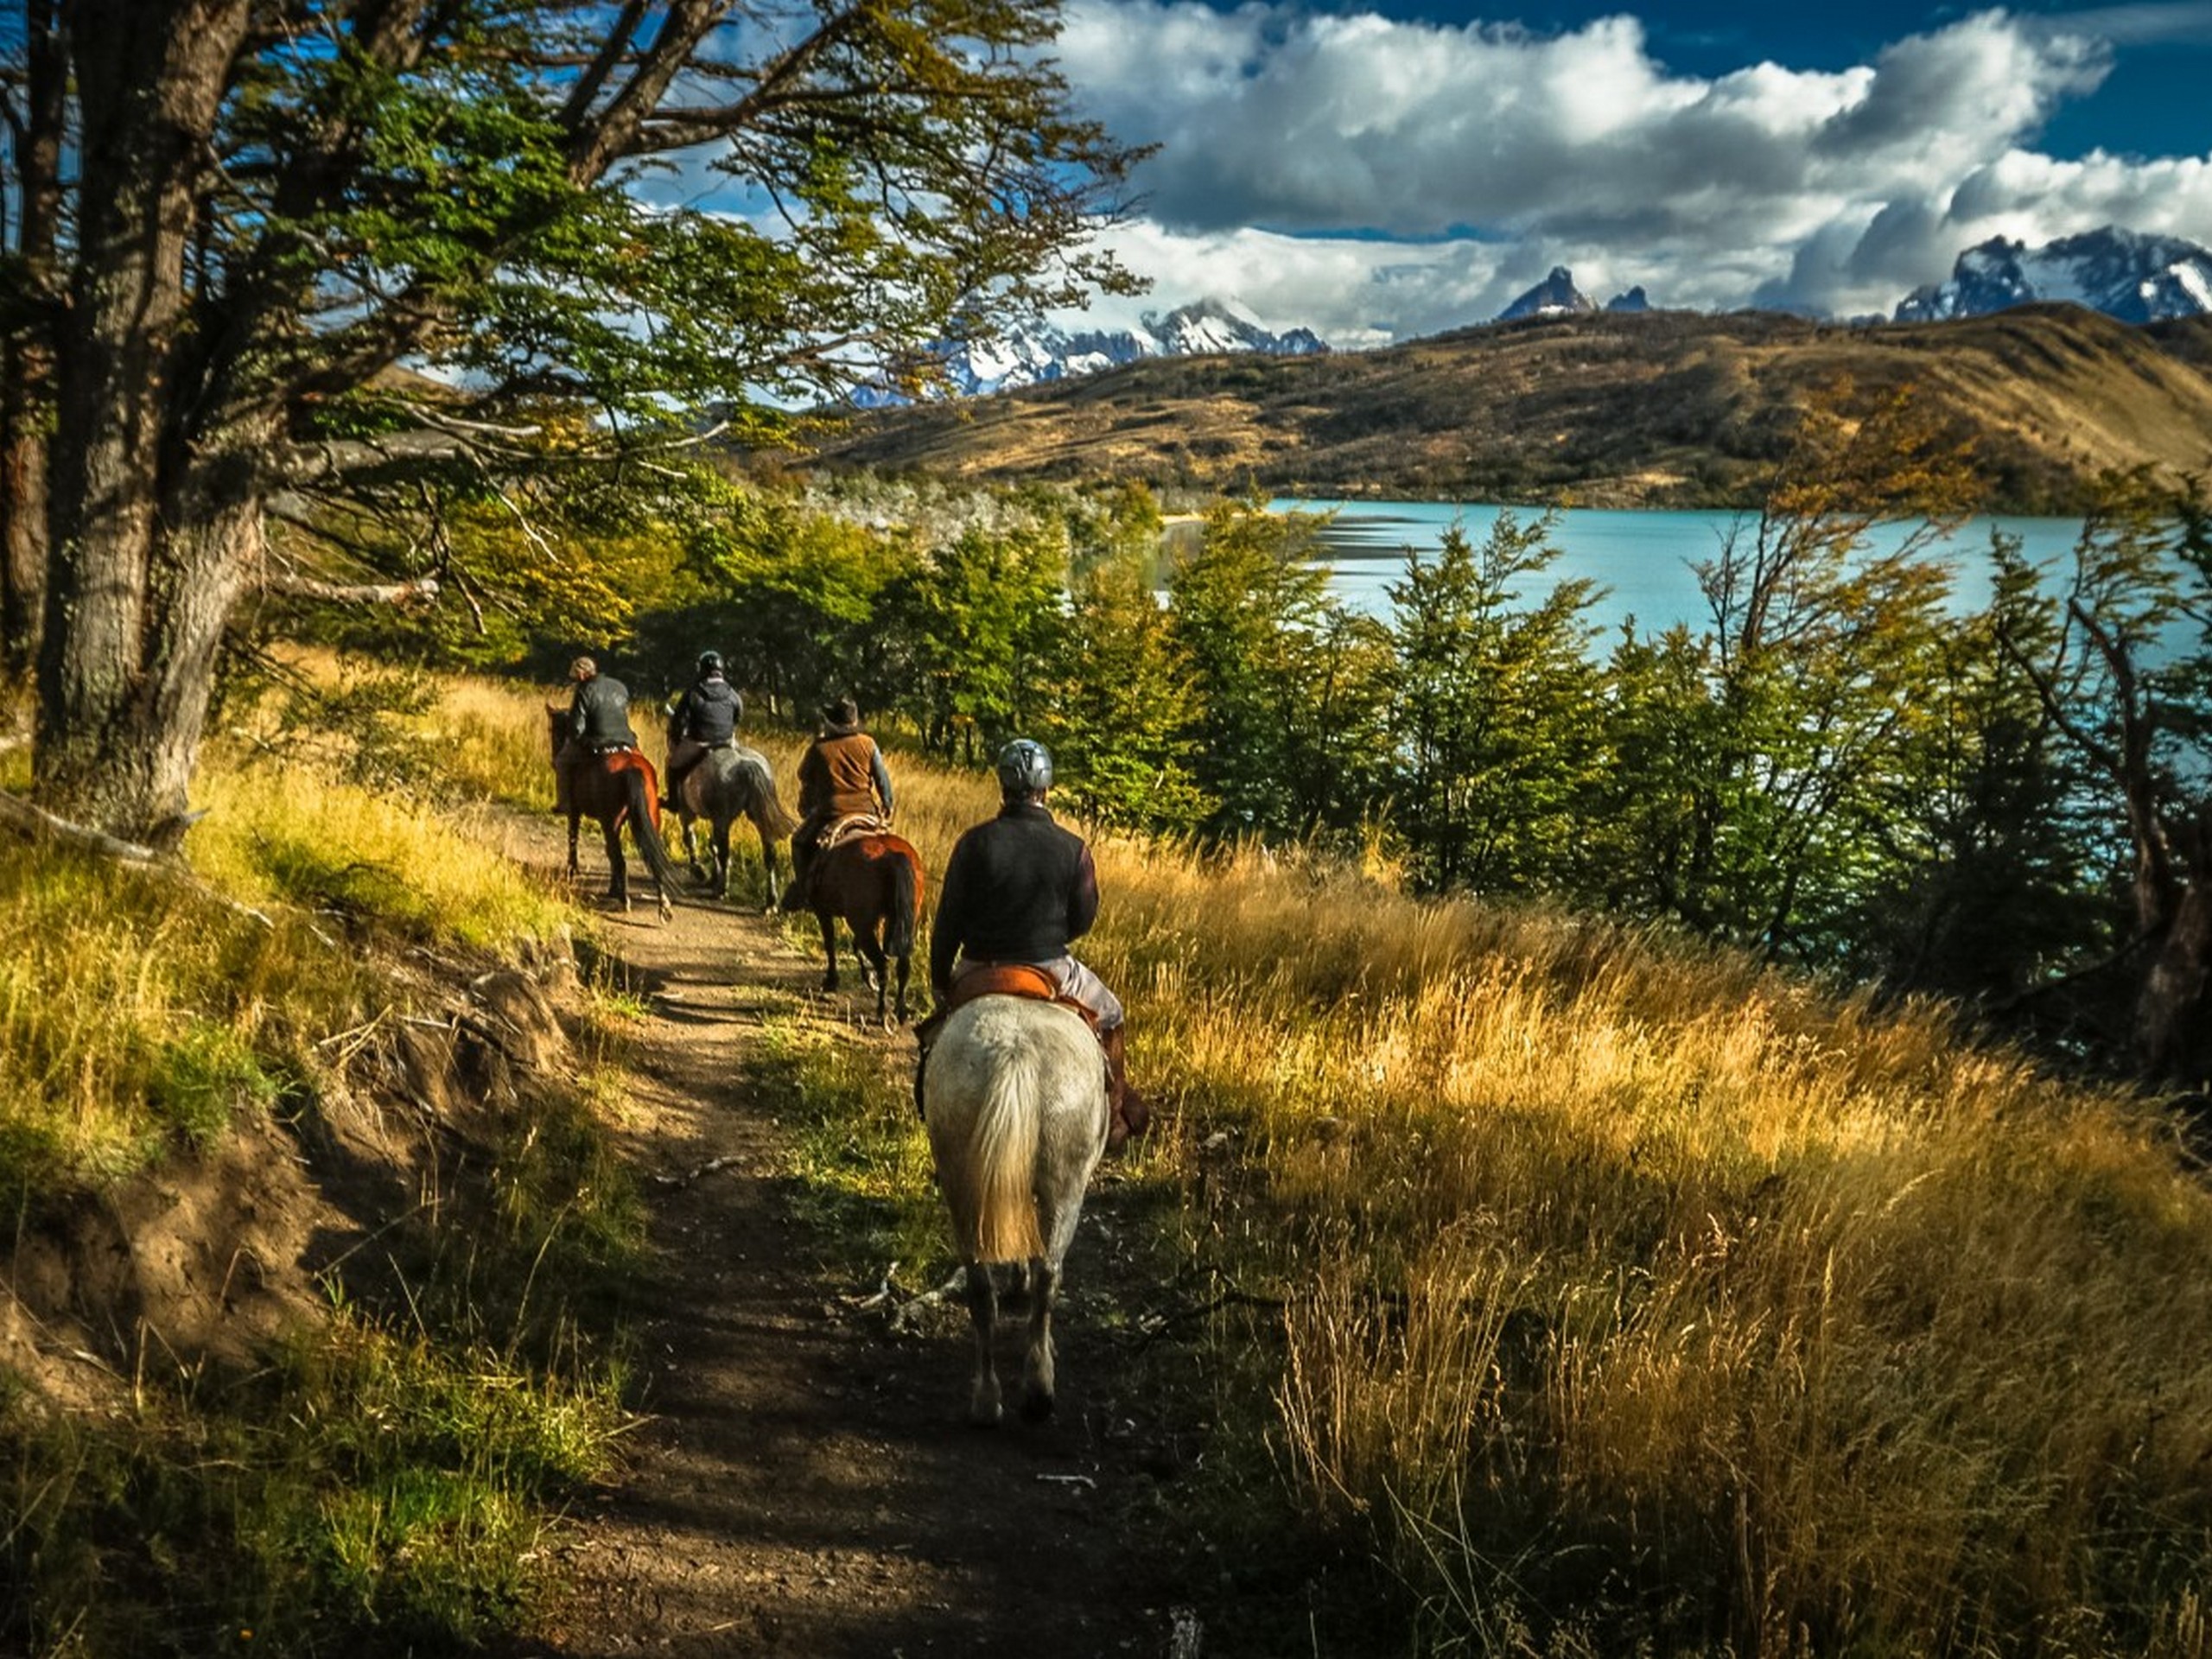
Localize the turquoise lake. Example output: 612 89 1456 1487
1268 499 2088 634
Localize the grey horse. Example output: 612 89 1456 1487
923 996 1110 1426
670 742 798 907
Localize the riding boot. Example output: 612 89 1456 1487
1101 1022 1149 1153
912 1006 946 1119
780 838 816 912
661 751 696 815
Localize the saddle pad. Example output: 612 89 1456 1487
819 812 891 850
944 963 1098 1031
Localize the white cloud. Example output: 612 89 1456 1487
1046 0 2212 334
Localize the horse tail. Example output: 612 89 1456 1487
934 1039 1045 1266
739 752 799 839
884 850 918 960
623 766 687 898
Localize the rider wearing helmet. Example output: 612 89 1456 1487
555 655 638 814
662 650 743 812
925 738 1148 1149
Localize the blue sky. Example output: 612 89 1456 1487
1020 0 2212 340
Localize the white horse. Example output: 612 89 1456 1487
923 995 1110 1426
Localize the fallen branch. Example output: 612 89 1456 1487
263 571 441 606
652 1153 741 1188
0 788 275 931
1128 1286 1290 1350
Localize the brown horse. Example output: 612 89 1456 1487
798 830 924 1025
544 709 684 918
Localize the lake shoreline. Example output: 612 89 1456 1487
1268 497 2086 634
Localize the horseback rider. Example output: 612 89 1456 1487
662 649 743 812
924 738 1149 1150
555 656 639 814
784 696 894 908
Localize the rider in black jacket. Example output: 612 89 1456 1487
555 656 637 812
662 650 742 810
925 738 1147 1149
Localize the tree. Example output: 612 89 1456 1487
674 476 912 721
885 519 1065 759
1843 539 2109 1005
0 0 1138 841
1382 512 1603 893
1037 547 1208 832
1594 387 1979 957
1996 472 2212 1088
1167 499 1389 842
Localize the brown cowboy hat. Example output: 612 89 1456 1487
821 696 861 733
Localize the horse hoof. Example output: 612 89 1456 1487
969 1401 1003 1429
1020 1389 1056 1424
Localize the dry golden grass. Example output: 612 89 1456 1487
1078 837 2212 1652
397 677 2212 1651
0 704 571 1192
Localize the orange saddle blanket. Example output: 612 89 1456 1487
938 964 1098 1032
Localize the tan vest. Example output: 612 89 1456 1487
801 731 882 818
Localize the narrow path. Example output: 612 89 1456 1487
514 842 1179 1657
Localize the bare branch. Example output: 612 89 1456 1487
262 570 440 606
0 788 275 927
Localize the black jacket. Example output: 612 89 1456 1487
929 802 1098 991
672 676 741 745
569 676 638 748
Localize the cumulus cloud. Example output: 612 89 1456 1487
1041 0 2212 334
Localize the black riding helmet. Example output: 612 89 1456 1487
696 650 725 677
996 738 1052 798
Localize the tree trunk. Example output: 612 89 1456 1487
0 389 50 676
33 0 256 842
2133 834 2212 1090
0 0 66 678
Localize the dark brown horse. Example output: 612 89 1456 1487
798 830 924 1025
545 709 684 918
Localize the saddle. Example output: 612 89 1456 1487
817 811 891 852
938 963 1098 1030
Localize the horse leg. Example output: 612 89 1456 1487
1022 1157 1092 1422
1020 1256 1058 1423
566 812 582 881
677 814 706 882
601 819 629 911
817 911 839 993
758 827 781 913
892 950 912 1025
710 819 733 901
858 925 891 1026
964 1262 1002 1427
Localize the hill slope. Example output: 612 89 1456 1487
793 306 2212 512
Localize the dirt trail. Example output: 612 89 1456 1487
514 839 1185 1658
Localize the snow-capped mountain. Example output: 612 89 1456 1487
1498 267 1598 321
859 298 1327 404
1895 227 2212 324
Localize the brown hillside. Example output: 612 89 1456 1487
791 305 2212 512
